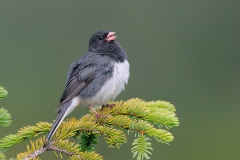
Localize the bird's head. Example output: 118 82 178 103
88 30 126 62
88 30 118 53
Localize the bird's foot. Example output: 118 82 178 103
86 103 110 121
101 103 116 110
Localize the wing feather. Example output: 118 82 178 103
57 63 97 112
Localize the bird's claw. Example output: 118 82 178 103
101 104 116 110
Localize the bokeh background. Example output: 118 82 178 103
0 0 240 159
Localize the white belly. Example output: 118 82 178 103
90 60 130 105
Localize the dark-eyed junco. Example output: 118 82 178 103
44 30 130 146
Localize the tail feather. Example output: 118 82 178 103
44 97 80 147
44 110 66 146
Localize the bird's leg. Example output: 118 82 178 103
87 104 99 117
86 103 109 119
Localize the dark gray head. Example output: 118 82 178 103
88 30 127 62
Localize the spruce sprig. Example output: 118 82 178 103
132 135 153 160
0 98 179 160
0 86 14 160
0 86 8 100
0 86 12 127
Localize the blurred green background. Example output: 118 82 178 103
0 0 240 159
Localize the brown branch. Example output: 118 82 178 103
22 143 83 160
22 147 46 160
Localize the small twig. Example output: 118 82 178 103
22 143 83 160
23 147 47 160
46 144 76 157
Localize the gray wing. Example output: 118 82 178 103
57 63 97 112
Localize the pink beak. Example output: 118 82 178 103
106 32 117 42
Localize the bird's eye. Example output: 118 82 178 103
98 36 103 40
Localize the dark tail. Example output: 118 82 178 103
44 100 73 147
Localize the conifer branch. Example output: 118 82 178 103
17 137 102 160
0 108 12 127
0 86 12 127
0 122 51 151
132 135 153 160
0 86 15 160
0 86 8 100
78 133 98 152
0 98 179 160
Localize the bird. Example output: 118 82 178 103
44 30 130 147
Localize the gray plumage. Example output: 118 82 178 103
44 30 130 147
